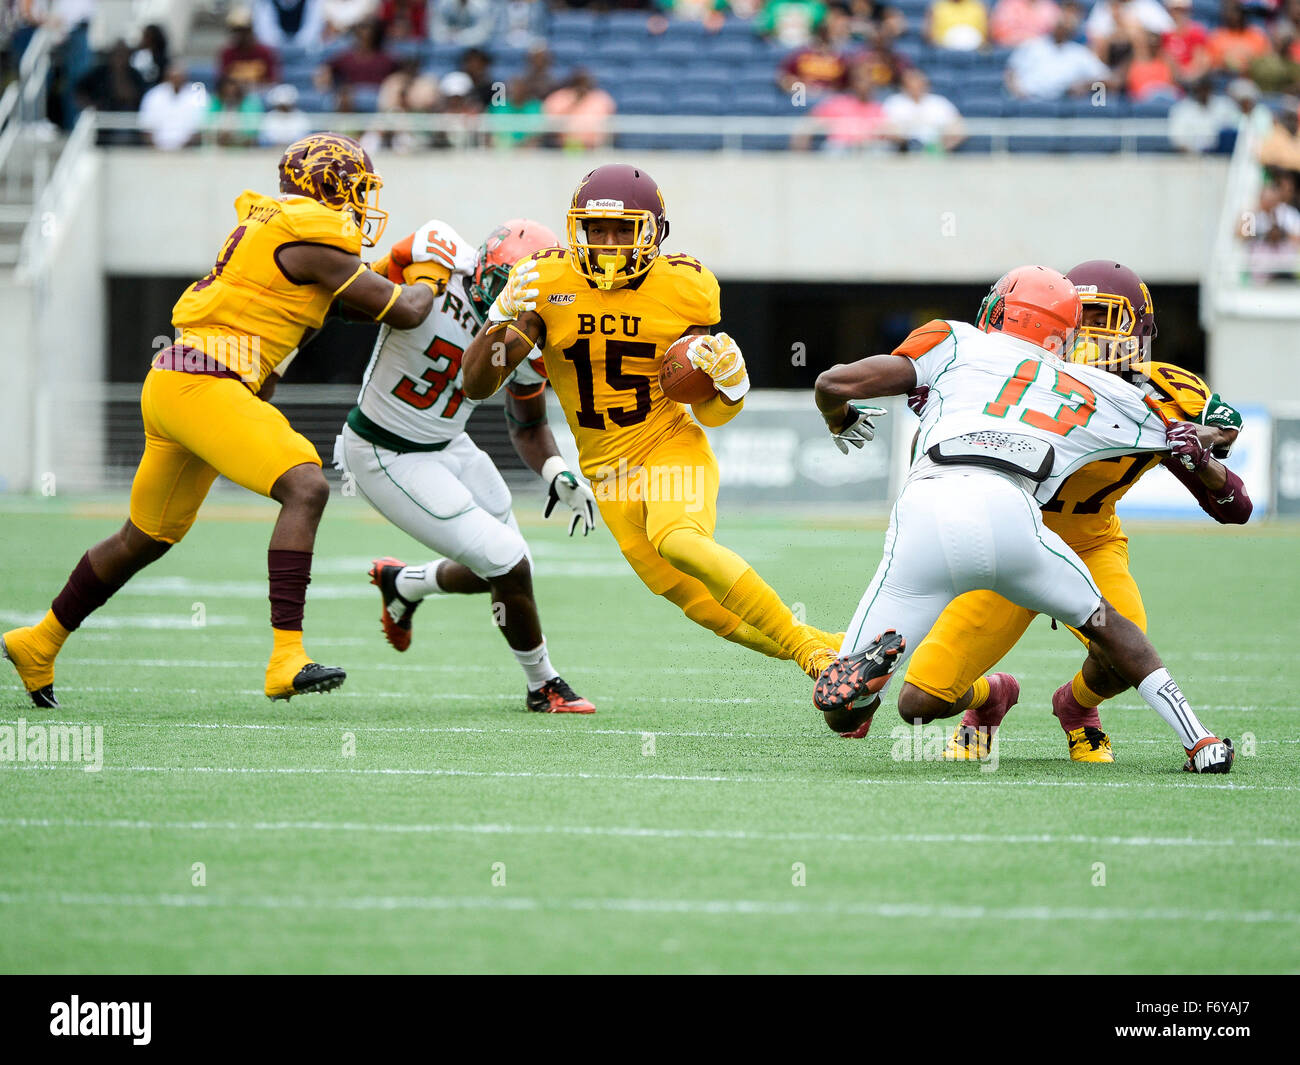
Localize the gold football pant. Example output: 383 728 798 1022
129 368 321 544
592 425 801 661
903 535 1147 702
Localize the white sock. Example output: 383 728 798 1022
512 640 556 692
396 562 444 602
1137 668 1211 749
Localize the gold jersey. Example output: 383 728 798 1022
1043 361 1213 551
524 249 722 479
170 190 362 390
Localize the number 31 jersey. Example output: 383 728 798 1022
520 249 722 479
355 219 543 448
901 319 1169 505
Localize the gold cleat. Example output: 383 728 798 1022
265 645 346 701
2 626 59 708
943 723 992 761
804 646 839 680
1066 725 1114 763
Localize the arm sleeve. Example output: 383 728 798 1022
1160 455 1253 524
891 319 956 388
692 394 744 428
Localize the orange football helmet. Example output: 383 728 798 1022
278 132 387 247
467 217 561 320
977 265 1081 356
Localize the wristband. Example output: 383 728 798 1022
541 456 569 484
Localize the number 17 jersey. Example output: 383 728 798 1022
901 319 1169 504
519 249 722 479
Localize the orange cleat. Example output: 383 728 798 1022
526 676 596 714
369 557 419 652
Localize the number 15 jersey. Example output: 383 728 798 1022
519 249 722 479
901 319 1169 504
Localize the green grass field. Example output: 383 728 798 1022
1 495 1297 974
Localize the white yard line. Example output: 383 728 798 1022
0 816 1295 849
2 763 1292 791
0 889 1295 924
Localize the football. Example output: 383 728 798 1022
659 335 717 404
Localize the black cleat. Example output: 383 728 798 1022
369 556 420 652
813 630 906 715
28 684 58 709
1184 736 1234 774
526 675 596 714
268 663 347 701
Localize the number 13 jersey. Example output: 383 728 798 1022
519 249 722 479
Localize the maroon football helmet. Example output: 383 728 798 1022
278 132 387 246
566 163 669 289
1065 259 1156 370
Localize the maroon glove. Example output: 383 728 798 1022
1166 422 1209 472
907 387 930 417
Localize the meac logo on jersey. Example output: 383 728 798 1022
548 293 576 305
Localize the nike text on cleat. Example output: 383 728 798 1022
1184 736 1234 774
369 556 419 652
812 630 906 715
267 662 347 701
526 676 596 714
2 629 59 709
1066 725 1114 763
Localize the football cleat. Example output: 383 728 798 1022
369 556 419 652
944 724 993 761
526 676 596 714
1184 736 1234 775
822 695 879 739
812 630 906 715
266 662 347 701
1 627 59 709
1066 725 1114 763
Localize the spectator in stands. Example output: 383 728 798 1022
375 59 438 152
1259 101 1300 169
926 0 989 51
130 23 170 89
1249 22 1300 91
220 6 280 88
323 0 380 39
489 77 544 147
1168 74 1240 149
990 0 1060 47
75 39 147 121
1243 176 1300 280
1085 0 1173 65
139 62 208 151
793 60 888 150
884 67 966 149
1229 75 1275 134
500 0 548 49
459 46 496 108
844 0 909 44
430 0 495 47
260 83 313 146
207 73 264 148
1128 30 1180 98
858 24 912 89
1007 6 1113 97
328 17 398 84
255 0 326 50
1207 0 1270 72
518 43 556 100
428 69 482 149
379 0 429 39
756 0 829 48
543 68 617 150
1161 0 1211 83
778 23 852 97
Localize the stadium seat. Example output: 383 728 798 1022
427 41 465 65
1006 99 1068 118
389 39 426 64
1135 134 1176 152
707 38 765 63
297 88 335 113
1129 98 1174 118
188 60 217 88
651 40 702 66
598 36 649 63
659 19 707 43
282 60 319 89
732 89 789 116
549 10 601 37
1007 135 1068 152
349 85 380 113
713 15 759 39
953 134 994 152
1066 135 1123 153
961 95 1005 118
605 11 653 37
676 69 734 95
619 92 671 116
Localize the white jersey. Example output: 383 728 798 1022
906 320 1169 503
353 219 544 448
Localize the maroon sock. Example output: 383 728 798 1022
51 553 122 632
268 549 312 631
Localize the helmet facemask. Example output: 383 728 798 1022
1069 287 1143 371
566 207 660 290
348 171 387 248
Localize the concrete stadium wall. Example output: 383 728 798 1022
100 149 1228 284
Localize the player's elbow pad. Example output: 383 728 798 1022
692 393 743 428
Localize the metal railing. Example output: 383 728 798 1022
92 108 1178 154
0 26 57 265
17 107 95 281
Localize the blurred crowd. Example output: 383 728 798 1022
4 0 1300 157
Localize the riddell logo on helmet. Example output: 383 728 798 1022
587 198 625 210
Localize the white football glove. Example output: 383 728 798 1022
686 331 749 401
831 403 889 454
488 259 541 323
541 456 598 537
